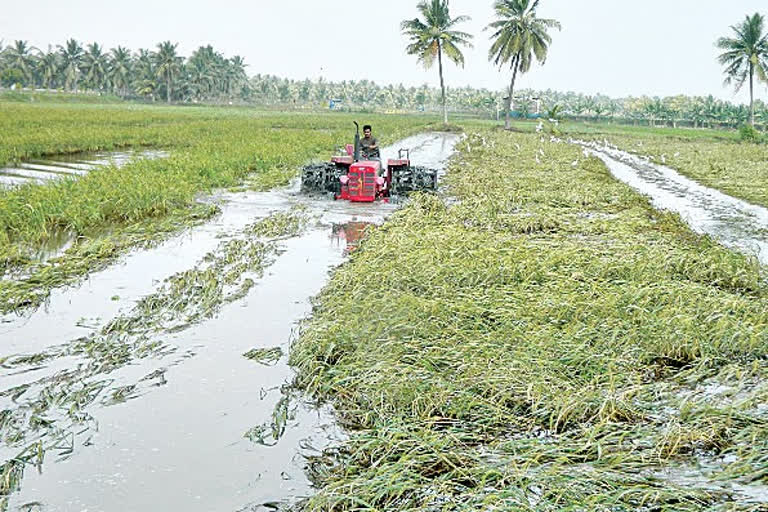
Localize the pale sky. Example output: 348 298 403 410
3 1 767 104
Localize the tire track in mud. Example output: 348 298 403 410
0 133 459 511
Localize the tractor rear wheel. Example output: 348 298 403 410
390 165 438 195
301 163 342 195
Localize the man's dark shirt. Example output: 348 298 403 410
360 136 380 159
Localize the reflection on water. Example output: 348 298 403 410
581 140 768 266
331 222 371 254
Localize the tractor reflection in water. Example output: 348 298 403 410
331 222 371 254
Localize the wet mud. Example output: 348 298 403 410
0 133 459 511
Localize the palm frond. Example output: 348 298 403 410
400 0 473 71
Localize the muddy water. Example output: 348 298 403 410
0 133 459 511
0 149 168 187
580 141 768 266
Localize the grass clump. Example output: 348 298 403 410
243 347 284 366
291 129 768 510
246 207 309 239
739 123 763 143
424 122 465 133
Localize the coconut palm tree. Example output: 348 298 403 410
5 40 38 85
716 13 768 126
401 0 473 125
185 59 212 101
487 0 560 129
58 38 84 91
133 48 156 101
109 46 133 97
228 55 248 99
154 41 181 103
186 46 218 100
38 48 59 89
81 42 109 91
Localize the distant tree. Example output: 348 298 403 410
81 43 109 91
5 40 37 85
186 45 219 100
1 68 25 88
38 49 59 89
58 39 84 91
299 79 312 101
401 0 474 125
487 0 561 129
716 13 768 126
133 49 156 101
155 41 181 103
109 46 133 97
545 103 563 121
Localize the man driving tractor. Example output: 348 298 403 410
360 125 380 160
300 120 438 201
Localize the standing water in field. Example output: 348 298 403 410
581 140 768 266
0 133 458 512
0 149 168 187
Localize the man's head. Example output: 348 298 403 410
363 125 372 137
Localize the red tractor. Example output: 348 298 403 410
301 122 438 202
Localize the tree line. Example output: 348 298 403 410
1 1 766 129
0 39 248 103
398 0 768 129
249 75 767 129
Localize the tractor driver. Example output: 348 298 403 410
360 125 380 160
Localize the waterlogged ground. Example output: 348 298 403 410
581 140 768 265
0 150 168 187
291 130 768 511
0 133 459 511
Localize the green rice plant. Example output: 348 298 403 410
0 203 218 314
243 347 284 366
244 394 294 447
246 207 309 240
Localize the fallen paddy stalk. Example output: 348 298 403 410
0 209 309 502
0 203 218 315
291 130 768 510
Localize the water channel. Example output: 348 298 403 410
580 140 768 266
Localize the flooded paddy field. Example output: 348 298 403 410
578 132 768 210
290 130 768 511
580 140 768 265
0 150 169 187
0 133 459 511
3 101 767 511
0 104 436 315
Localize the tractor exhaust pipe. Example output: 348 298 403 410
353 121 360 162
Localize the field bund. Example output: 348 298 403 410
292 130 768 510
